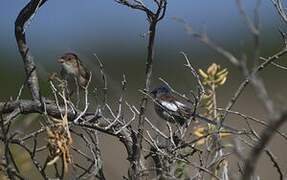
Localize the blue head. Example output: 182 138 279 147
151 85 171 98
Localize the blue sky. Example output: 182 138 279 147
0 0 283 88
0 0 280 50
0 0 283 73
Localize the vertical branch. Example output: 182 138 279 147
116 0 167 179
15 0 47 101
94 53 108 105
138 3 167 179
135 13 157 180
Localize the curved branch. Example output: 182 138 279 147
15 0 47 101
242 110 287 179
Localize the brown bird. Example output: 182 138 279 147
57 53 90 90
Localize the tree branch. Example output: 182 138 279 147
242 110 287 179
15 0 47 101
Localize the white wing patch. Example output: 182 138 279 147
174 101 187 108
160 101 178 112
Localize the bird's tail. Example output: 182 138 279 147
193 114 240 133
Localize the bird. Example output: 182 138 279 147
150 85 238 132
57 52 90 90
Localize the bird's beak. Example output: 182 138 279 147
57 58 65 64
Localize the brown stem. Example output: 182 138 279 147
0 100 100 123
242 110 287 179
133 22 157 179
116 1 167 179
15 0 47 101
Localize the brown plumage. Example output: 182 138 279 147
57 53 90 89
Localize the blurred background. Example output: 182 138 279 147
0 0 287 179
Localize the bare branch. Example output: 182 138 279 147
15 0 47 101
242 110 287 179
223 47 287 119
0 100 101 123
116 1 168 179
271 0 287 23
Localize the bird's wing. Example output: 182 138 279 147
174 101 192 118
174 101 187 108
160 101 178 111
78 61 90 80
158 95 192 118
158 95 178 112
75 59 90 88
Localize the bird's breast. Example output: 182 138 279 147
62 64 78 75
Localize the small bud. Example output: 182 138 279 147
199 69 208 79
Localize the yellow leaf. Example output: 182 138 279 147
218 77 227 85
214 75 227 84
220 132 231 138
207 63 218 76
194 127 206 137
216 68 228 76
216 71 228 79
198 69 208 79
193 127 207 145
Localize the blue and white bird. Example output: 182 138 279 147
151 85 192 126
151 85 238 132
